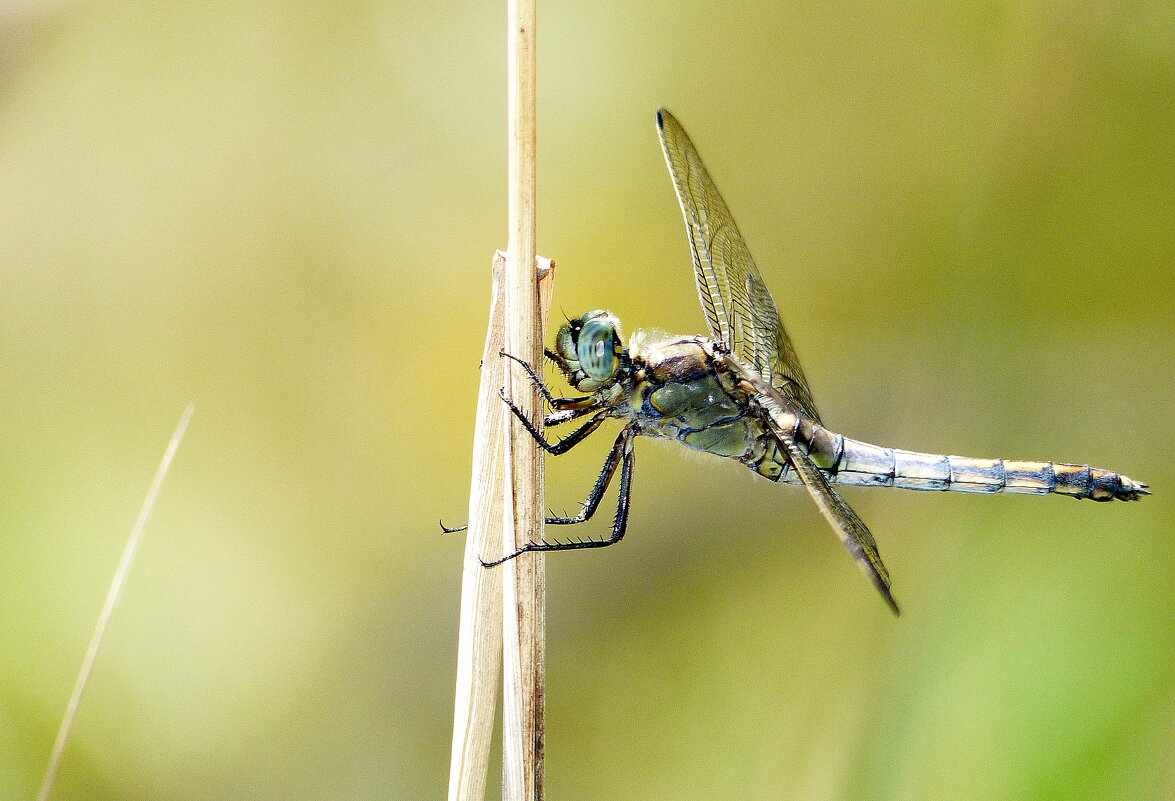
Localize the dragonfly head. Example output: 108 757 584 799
553 310 625 391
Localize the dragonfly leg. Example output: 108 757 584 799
481 428 636 567
500 388 606 454
501 350 592 410
543 347 577 385
544 405 599 427
440 402 606 535
439 423 619 536
545 427 632 525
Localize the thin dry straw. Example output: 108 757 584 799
446 254 553 801
448 0 545 796
447 255 511 801
500 0 545 796
37 404 195 801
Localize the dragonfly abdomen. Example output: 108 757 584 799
767 420 1148 501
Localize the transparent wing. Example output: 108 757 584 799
728 356 899 615
776 429 899 615
656 108 821 422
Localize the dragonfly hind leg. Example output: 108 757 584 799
481 427 636 567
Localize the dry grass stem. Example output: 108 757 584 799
37 404 195 801
500 0 544 797
447 253 510 801
447 256 553 801
449 0 544 796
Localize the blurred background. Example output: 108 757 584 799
0 1 1171 799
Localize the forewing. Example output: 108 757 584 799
656 108 821 421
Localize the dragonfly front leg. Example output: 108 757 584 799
481 427 636 567
501 350 594 411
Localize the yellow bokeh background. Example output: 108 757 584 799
0 2 1171 799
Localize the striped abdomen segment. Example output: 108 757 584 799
772 420 1148 502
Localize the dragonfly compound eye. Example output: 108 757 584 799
577 317 617 382
554 324 578 365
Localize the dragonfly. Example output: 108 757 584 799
480 108 1148 614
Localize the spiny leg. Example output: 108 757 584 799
543 347 577 384
439 400 604 535
544 405 599 427
481 428 636 567
441 423 625 535
545 427 632 526
500 350 593 410
500 387 606 455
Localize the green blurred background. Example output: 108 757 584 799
0 1 1171 799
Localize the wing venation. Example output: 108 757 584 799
725 355 899 614
657 108 821 421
